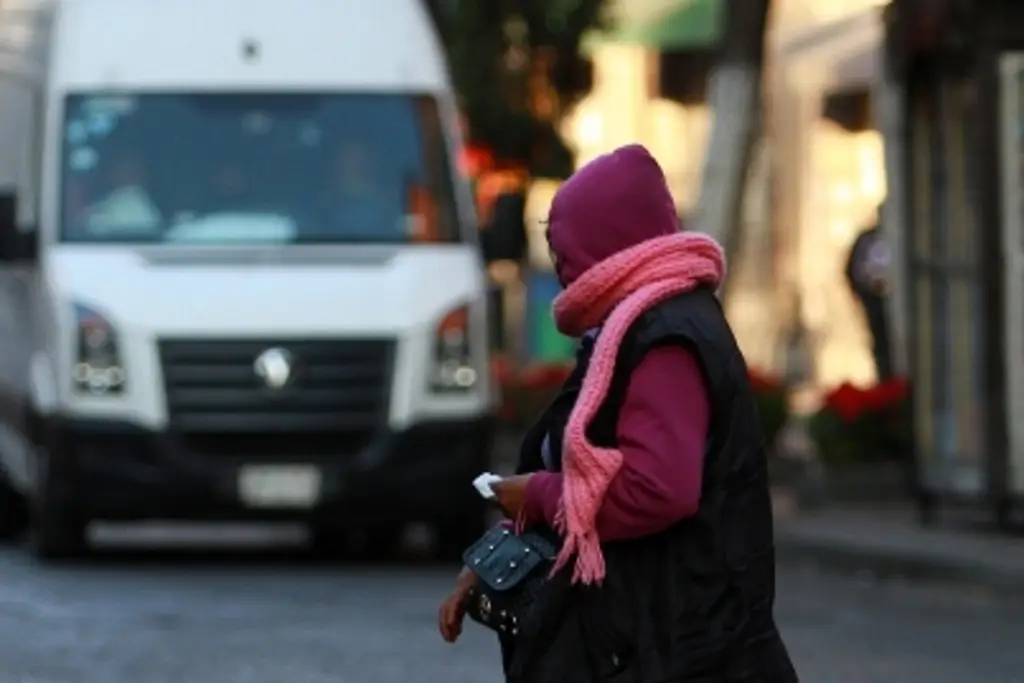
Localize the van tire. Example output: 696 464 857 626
435 494 488 561
29 496 88 561
355 524 404 559
0 478 28 542
29 454 88 561
308 525 348 558
309 524 404 560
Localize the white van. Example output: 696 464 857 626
0 0 495 560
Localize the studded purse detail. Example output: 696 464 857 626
461 525 560 638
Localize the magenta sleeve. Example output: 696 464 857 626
521 345 711 541
523 471 563 527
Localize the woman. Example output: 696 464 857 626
439 144 798 683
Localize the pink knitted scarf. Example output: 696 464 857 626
550 231 725 584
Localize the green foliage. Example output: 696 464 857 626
746 368 790 453
806 410 868 464
807 380 912 465
428 0 610 178
753 389 788 453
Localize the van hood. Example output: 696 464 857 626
45 244 482 335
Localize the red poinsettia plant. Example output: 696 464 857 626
747 367 790 452
808 377 911 463
495 357 792 445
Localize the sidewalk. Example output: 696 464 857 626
774 503 1024 596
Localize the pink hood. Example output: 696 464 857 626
547 144 679 286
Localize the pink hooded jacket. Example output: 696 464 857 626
523 144 712 541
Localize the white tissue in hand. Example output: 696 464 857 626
473 472 503 500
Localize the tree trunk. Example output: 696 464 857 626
873 72 909 376
695 0 772 283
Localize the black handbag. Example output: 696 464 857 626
461 524 560 637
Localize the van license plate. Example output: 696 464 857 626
238 465 322 508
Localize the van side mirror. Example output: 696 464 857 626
483 191 527 263
0 191 37 263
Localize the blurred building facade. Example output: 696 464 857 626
881 0 1024 518
771 2 889 394
534 0 889 392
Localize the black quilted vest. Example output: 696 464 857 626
507 288 798 683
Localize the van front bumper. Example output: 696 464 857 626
35 415 494 524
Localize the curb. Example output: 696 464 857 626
774 529 1024 599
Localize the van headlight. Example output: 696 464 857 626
429 304 477 393
72 303 125 395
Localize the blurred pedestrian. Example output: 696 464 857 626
845 207 893 380
439 144 798 683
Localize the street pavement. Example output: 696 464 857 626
0 526 1022 683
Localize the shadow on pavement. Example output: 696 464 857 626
13 522 463 571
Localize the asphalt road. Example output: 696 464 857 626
0 526 1021 683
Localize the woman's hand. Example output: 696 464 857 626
438 565 477 643
492 474 534 520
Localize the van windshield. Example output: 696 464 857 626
59 93 461 244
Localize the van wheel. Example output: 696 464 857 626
29 456 88 561
308 524 353 559
30 495 88 562
353 524 404 560
0 478 28 542
309 524 404 560
435 495 488 561
995 499 1017 531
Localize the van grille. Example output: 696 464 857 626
158 338 393 437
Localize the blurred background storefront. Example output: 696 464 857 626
483 0 890 399
772 2 889 393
